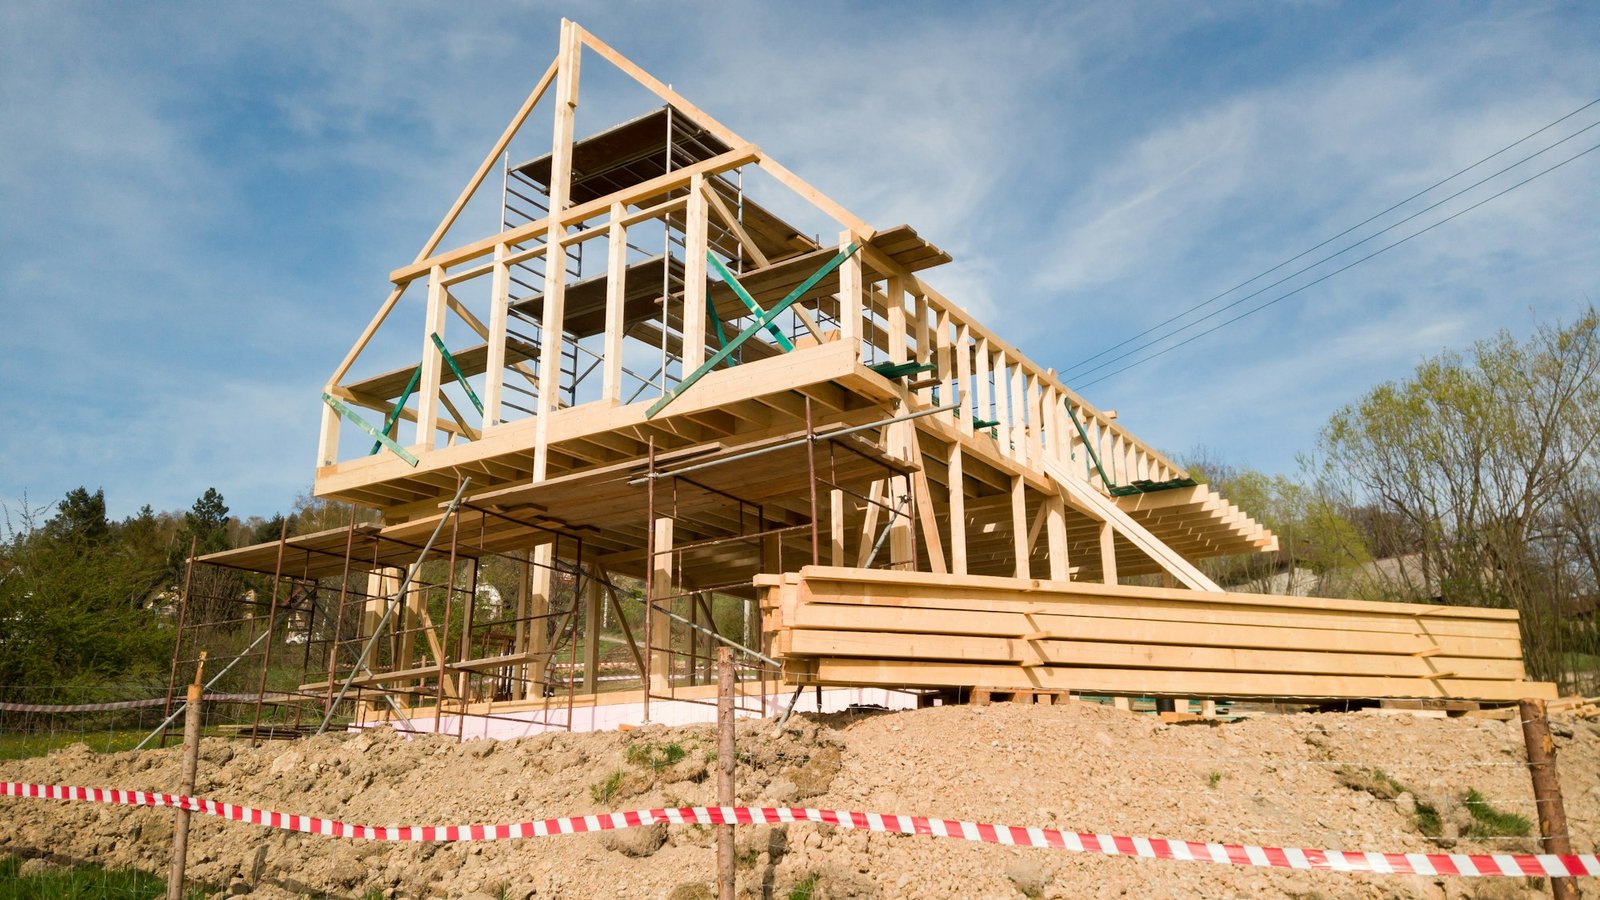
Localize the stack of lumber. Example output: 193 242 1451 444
755 567 1557 702
1549 695 1600 718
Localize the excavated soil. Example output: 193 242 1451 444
2 702 1597 899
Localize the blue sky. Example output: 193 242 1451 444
1 2 1596 521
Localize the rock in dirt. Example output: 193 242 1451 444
599 821 668 857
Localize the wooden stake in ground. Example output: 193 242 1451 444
1519 698 1579 900
717 647 735 900
168 651 206 900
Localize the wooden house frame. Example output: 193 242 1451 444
180 20 1551 737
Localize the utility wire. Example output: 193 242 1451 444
1068 118 1600 381
1064 95 1600 377
1078 139 1600 390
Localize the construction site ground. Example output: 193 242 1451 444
2 701 1597 899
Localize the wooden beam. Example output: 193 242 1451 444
482 244 511 427
602 202 627 404
830 487 845 567
839 229 862 343
419 55 560 269
649 517 674 691
886 276 907 363
784 630 1529 680
801 658 1555 702
903 429 947 575
1098 521 1118 586
1010 475 1029 580
1044 457 1222 592
414 267 448 450
1045 496 1069 581
394 145 758 286
582 570 602 692
700 178 769 269
948 445 967 576
533 19 579 482
682 173 709 369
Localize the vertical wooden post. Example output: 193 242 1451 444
682 174 709 369
1010 364 1028 469
316 402 341 466
829 488 845 567
415 265 448 449
948 445 967 576
993 355 1012 460
602 203 627 404
1026 374 1044 463
167 652 205 900
839 230 862 343
885 276 907 363
975 338 992 432
716 647 736 900
582 574 602 693
1045 496 1069 581
913 294 931 404
649 518 674 692
512 551 530 699
934 310 952 412
1519 699 1578 900
534 18 580 481
483 241 511 427
955 325 973 436
530 544 553 694
1010 475 1030 579
1098 521 1119 585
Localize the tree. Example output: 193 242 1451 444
168 487 232 577
0 489 174 699
1317 308 1600 687
185 488 230 554
46 487 109 546
1182 453 1369 595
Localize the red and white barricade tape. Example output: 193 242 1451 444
0 693 296 714
3 782 1596 878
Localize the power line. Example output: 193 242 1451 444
1064 95 1600 378
1077 139 1600 390
1068 117 1600 382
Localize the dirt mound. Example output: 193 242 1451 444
2 702 1596 898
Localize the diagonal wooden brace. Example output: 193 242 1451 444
324 393 420 467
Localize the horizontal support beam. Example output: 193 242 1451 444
392 145 759 286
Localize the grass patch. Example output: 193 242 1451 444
1464 789 1532 838
0 730 150 762
0 855 211 899
1207 771 1222 789
625 740 687 773
1414 799 1442 837
787 873 820 900
589 770 624 805
1337 766 1441 836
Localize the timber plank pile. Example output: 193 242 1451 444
756 567 1556 702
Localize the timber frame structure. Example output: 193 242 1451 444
177 20 1554 737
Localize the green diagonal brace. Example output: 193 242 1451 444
707 292 729 350
1064 402 1114 493
431 332 484 416
647 243 859 419
324 393 419 467
706 253 793 352
370 365 422 455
